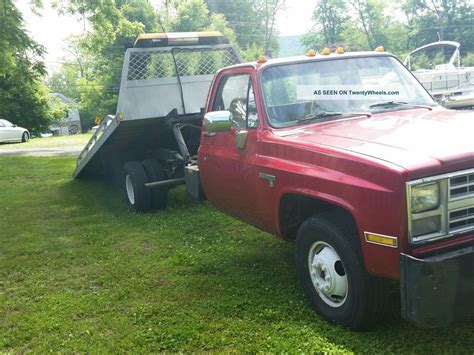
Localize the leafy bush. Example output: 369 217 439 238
462 52 474 66
0 1 54 134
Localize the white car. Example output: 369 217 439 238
0 119 30 143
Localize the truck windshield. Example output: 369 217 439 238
261 56 436 128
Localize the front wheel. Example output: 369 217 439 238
21 132 29 142
296 214 388 330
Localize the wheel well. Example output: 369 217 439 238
279 193 358 241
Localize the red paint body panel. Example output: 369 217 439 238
198 58 474 280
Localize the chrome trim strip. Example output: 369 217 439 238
410 167 474 184
449 225 474 234
411 208 442 220
449 215 474 224
450 182 474 189
450 192 474 201
448 196 474 210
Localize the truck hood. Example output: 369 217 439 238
282 107 474 174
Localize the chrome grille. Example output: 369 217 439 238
450 172 474 199
449 207 474 231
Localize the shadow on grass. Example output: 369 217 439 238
61 176 203 215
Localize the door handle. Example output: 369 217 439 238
203 131 216 137
259 173 276 188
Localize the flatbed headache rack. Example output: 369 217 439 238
73 32 242 181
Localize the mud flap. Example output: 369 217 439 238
400 245 474 327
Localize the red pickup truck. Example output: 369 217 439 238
75 33 474 330
199 51 474 330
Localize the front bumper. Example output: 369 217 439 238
400 245 474 327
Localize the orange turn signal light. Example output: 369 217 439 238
365 232 398 248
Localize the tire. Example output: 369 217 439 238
295 213 388 330
141 159 168 210
22 132 29 142
122 161 152 212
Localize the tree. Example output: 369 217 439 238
402 0 474 52
205 0 285 58
49 0 158 130
168 0 210 32
256 0 286 55
0 0 54 134
302 0 348 49
346 0 391 50
206 0 264 48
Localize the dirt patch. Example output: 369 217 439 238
0 146 82 157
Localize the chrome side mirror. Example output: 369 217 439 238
203 111 232 133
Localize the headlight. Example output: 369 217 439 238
410 182 440 213
412 215 441 237
407 179 446 244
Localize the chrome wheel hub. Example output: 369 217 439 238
308 241 348 307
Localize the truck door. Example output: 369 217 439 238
199 69 261 225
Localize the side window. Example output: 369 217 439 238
212 73 259 129
0 120 4 127
3 120 13 127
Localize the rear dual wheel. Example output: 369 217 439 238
123 161 151 212
141 159 168 210
122 160 168 212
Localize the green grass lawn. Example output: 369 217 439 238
1 156 474 352
0 133 92 150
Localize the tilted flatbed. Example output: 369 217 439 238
73 32 241 209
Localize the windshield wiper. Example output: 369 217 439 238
297 111 371 125
369 101 433 110
369 101 408 109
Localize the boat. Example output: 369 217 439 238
404 41 474 109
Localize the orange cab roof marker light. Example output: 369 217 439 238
375 46 385 52
257 55 267 64
307 49 316 57
336 47 344 54
321 47 330 55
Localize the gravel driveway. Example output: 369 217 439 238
0 145 83 157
